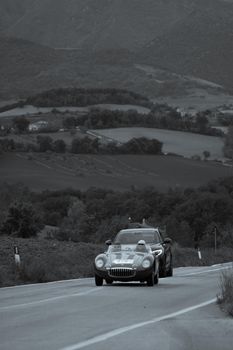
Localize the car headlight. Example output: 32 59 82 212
142 259 152 269
154 249 163 257
95 257 105 269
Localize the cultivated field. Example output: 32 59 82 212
154 89 233 113
92 127 224 160
0 152 232 192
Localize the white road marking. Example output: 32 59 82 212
60 298 216 350
0 288 102 311
0 277 94 290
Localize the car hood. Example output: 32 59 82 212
106 245 151 268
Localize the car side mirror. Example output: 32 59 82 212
105 239 112 246
164 237 172 245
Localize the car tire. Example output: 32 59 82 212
147 272 155 287
95 274 103 286
166 260 173 277
105 278 113 285
154 273 159 285
159 263 167 278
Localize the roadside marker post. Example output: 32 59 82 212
197 248 202 260
14 246 21 269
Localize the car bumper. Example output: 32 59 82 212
94 265 156 282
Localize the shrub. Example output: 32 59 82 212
19 258 55 283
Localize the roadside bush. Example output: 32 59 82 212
19 258 56 283
217 268 233 316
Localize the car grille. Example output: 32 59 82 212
108 268 136 278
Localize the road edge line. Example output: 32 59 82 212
60 298 216 350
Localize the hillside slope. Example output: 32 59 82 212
139 3 233 90
0 35 64 99
0 0 30 31
1 0 233 99
1 0 202 50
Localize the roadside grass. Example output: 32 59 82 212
217 268 233 317
0 235 104 287
173 244 233 267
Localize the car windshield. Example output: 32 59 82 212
114 229 161 244
108 244 150 254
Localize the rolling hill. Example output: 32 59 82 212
0 0 30 31
139 2 233 90
1 0 233 100
1 0 195 50
0 35 64 99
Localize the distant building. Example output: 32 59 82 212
29 121 48 131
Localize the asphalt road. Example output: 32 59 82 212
0 263 232 350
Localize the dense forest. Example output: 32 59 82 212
25 88 151 108
1 176 233 248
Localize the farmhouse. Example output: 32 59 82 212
29 120 48 131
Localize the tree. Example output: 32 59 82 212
223 126 233 159
120 137 163 154
58 200 89 241
0 202 42 238
195 114 209 133
71 137 99 154
53 139 66 153
63 117 77 129
13 117 30 133
37 135 53 152
203 150 210 161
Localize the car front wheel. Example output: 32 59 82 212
147 272 155 286
95 274 103 286
159 263 167 278
166 260 173 277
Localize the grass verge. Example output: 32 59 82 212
173 244 233 267
217 268 233 317
0 235 104 287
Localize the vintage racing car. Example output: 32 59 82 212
94 238 160 287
